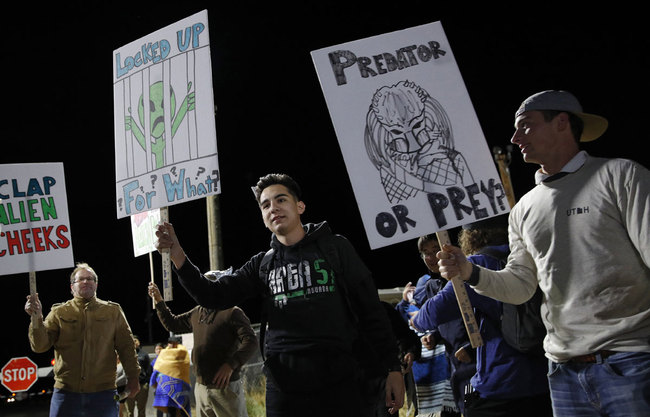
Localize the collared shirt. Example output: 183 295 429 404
534 150 587 184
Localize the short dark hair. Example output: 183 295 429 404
417 234 439 253
540 110 584 143
253 173 302 204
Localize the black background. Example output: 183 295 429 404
2 2 648 369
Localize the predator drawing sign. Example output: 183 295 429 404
113 10 220 219
311 21 509 249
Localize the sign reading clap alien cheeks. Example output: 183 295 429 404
311 21 509 249
0 163 74 276
113 9 221 219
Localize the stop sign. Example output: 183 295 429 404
1 357 38 392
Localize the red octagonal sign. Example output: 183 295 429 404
2 357 38 393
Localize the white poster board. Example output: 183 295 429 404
0 163 74 275
113 9 220 219
311 21 509 249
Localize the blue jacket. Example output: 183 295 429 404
395 274 473 366
412 244 549 400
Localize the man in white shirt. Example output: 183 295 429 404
436 90 650 417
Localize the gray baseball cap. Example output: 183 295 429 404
515 90 608 142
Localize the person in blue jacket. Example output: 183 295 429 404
396 235 472 416
411 216 552 417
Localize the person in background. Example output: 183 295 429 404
437 90 650 416
150 335 192 417
153 342 165 359
150 342 166 417
154 173 405 416
396 235 471 416
149 281 257 417
25 262 140 417
415 216 552 417
125 335 152 417
116 357 128 417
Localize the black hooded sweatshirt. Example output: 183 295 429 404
174 221 401 374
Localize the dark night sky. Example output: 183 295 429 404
2 3 648 367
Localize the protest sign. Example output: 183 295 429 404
130 209 161 257
0 163 74 276
113 9 220 219
312 21 509 249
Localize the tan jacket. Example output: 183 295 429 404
29 296 140 392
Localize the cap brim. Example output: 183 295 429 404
578 113 608 142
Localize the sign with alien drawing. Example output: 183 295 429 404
0 163 74 276
311 21 509 249
113 10 220 219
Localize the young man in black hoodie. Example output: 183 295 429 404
154 173 405 416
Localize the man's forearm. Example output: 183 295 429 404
170 245 186 269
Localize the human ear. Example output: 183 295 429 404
555 112 570 132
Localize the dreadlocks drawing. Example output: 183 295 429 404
365 80 474 204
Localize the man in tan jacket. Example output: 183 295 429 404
25 262 141 417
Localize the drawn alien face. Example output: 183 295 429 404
375 86 429 157
137 81 176 139
369 81 450 180
365 81 470 202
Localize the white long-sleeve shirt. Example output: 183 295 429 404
472 153 650 362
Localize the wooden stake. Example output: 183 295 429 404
160 207 173 301
149 252 156 308
29 271 39 322
493 146 516 209
435 230 483 348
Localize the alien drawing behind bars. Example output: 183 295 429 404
124 81 196 169
365 80 474 204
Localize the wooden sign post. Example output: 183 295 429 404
436 230 483 348
493 146 516 209
29 271 38 320
160 207 173 301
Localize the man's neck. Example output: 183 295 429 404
540 148 580 176
276 224 306 246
